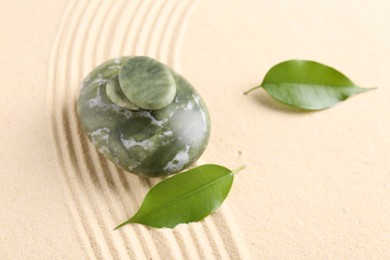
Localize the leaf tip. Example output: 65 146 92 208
114 223 124 230
355 86 377 95
114 219 134 230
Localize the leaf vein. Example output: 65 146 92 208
135 172 232 219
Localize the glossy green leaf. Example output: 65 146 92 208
245 60 374 110
115 164 244 229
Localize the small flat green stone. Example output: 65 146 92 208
106 75 139 110
118 56 176 110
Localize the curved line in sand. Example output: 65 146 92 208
116 1 191 259
48 1 105 259
50 0 135 259
64 1 129 258
70 1 142 259
164 1 246 259
48 0 250 259
168 1 251 259
82 1 162 259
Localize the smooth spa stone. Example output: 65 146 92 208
119 56 177 110
77 57 211 177
106 75 139 110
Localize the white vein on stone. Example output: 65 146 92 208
163 145 190 172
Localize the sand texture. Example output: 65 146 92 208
1 0 390 259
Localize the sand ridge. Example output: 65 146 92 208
1 0 390 258
47 0 249 259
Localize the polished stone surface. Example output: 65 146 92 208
119 56 176 110
77 57 210 177
106 74 139 110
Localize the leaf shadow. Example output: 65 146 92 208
244 89 315 115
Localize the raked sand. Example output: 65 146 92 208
1 0 389 259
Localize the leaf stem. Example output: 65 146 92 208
243 85 262 95
231 165 246 175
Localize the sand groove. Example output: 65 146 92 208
48 1 106 259
54 1 132 258
47 0 250 259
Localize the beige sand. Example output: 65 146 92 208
1 0 389 259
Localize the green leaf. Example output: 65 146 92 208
115 164 244 229
245 60 375 110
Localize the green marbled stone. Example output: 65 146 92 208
77 57 211 177
106 75 139 110
119 56 176 110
